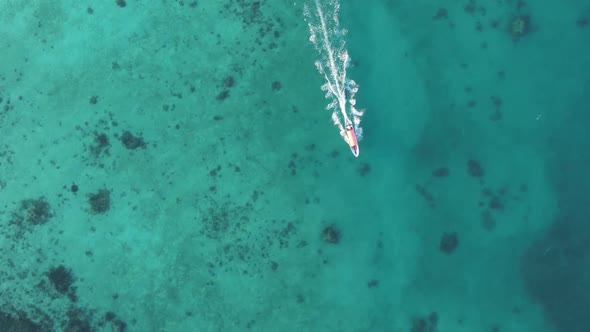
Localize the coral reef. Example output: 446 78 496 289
439 232 459 254
467 159 484 178
90 132 110 156
508 15 531 39
47 265 75 295
20 197 53 225
321 225 341 244
120 130 145 150
0 311 51 332
411 312 438 332
88 189 111 214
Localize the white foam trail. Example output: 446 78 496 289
304 0 365 141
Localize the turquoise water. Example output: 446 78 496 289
0 1 589 331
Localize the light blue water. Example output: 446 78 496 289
0 1 589 331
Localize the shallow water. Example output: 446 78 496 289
0 1 588 331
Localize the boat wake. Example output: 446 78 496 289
304 0 365 156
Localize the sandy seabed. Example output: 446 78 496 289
1 1 589 331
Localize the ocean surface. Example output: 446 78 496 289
1 0 589 331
